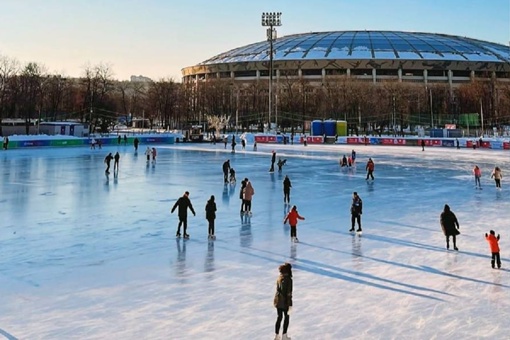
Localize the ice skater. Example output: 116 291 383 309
349 192 363 233
171 191 196 238
104 152 113 173
485 230 501 269
241 139 246 150
134 137 139 152
124 134 127 145
284 205 305 243
440 204 460 250
365 158 375 180
270 150 276 172
222 159 230 184
113 152 120 172
253 141 257 151
340 155 348 167
351 149 356 164
205 195 217 239
421 139 426 151
3 136 9 150
231 135 236 153
473 165 482 188
151 147 157 163
283 175 292 204
240 178 248 214
243 180 255 215
90 138 96 149
118 135 121 145
145 147 152 162
273 263 293 340
491 166 502 189
277 158 287 172
229 167 236 184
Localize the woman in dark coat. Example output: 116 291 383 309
440 204 460 250
273 263 293 340
205 195 217 239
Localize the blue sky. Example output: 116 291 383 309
0 0 508 81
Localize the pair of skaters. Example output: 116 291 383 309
473 165 502 189
145 147 157 162
171 192 217 240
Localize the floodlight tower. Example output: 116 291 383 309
261 12 282 132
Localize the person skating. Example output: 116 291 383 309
473 165 482 188
365 158 375 180
341 155 348 167
118 135 121 145
223 136 228 149
243 180 255 215
241 139 246 150
284 205 305 243
113 152 120 172
231 135 236 153
222 159 230 184
253 141 257 151
421 139 425 151
456 138 460 149
440 204 460 250
283 175 292 204
491 166 502 189
151 147 157 163
3 136 9 150
205 195 217 239
240 178 247 214
349 192 363 232
134 137 139 151
351 149 356 164
229 167 236 183
485 230 501 269
145 146 152 162
123 134 127 145
269 150 276 172
277 158 287 172
273 263 293 340
171 191 196 238
104 152 114 173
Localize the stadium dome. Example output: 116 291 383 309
182 30 510 85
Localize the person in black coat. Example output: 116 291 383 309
273 263 293 340
205 195 217 239
440 204 460 250
283 175 292 204
222 160 230 184
171 191 196 238
240 178 247 214
270 150 276 172
349 192 363 232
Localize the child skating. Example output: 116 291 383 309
284 205 305 243
205 195 217 239
485 230 501 269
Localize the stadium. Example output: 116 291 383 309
182 30 510 85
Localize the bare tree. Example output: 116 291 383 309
0 55 19 135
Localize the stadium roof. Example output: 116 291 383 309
200 31 510 65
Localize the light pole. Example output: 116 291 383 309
261 12 282 132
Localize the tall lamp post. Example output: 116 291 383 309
261 12 282 132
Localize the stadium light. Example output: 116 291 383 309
261 12 282 132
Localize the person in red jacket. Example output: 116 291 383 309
366 158 375 180
284 205 305 243
485 230 501 269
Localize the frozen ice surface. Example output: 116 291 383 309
1 143 510 339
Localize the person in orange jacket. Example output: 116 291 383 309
473 165 482 189
485 230 501 269
366 158 375 180
284 205 305 243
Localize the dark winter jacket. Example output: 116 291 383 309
273 273 293 309
283 177 292 193
440 206 460 236
222 161 230 174
351 197 363 215
171 196 196 218
205 201 216 220
240 180 247 199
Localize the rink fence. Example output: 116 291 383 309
4 136 176 149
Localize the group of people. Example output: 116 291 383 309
104 152 120 174
473 165 503 189
145 147 157 163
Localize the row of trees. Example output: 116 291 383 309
1 54 509 136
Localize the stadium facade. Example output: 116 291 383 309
182 30 510 86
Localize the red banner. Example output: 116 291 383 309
381 138 407 145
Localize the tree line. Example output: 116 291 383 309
1 54 509 136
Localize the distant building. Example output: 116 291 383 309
130 75 153 83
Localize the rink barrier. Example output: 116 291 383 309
6 136 176 149
252 134 510 149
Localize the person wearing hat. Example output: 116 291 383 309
440 204 460 250
171 191 196 238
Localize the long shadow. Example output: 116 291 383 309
420 266 510 288
242 247 445 301
299 242 510 289
0 328 19 340
378 220 437 233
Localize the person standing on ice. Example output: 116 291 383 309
491 166 502 189
365 158 375 180
273 262 293 340
104 152 113 173
240 178 247 214
284 205 305 243
3 136 9 150
340 155 348 167
473 165 482 188
205 195 217 239
269 150 276 172
133 137 139 151
485 230 501 269
440 204 460 250
113 152 120 172
283 175 292 204
145 147 152 162
351 149 356 164
151 147 157 163
349 192 363 232
222 159 230 184
171 191 196 238
243 180 255 215
231 135 236 153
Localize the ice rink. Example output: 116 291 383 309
1 141 510 339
